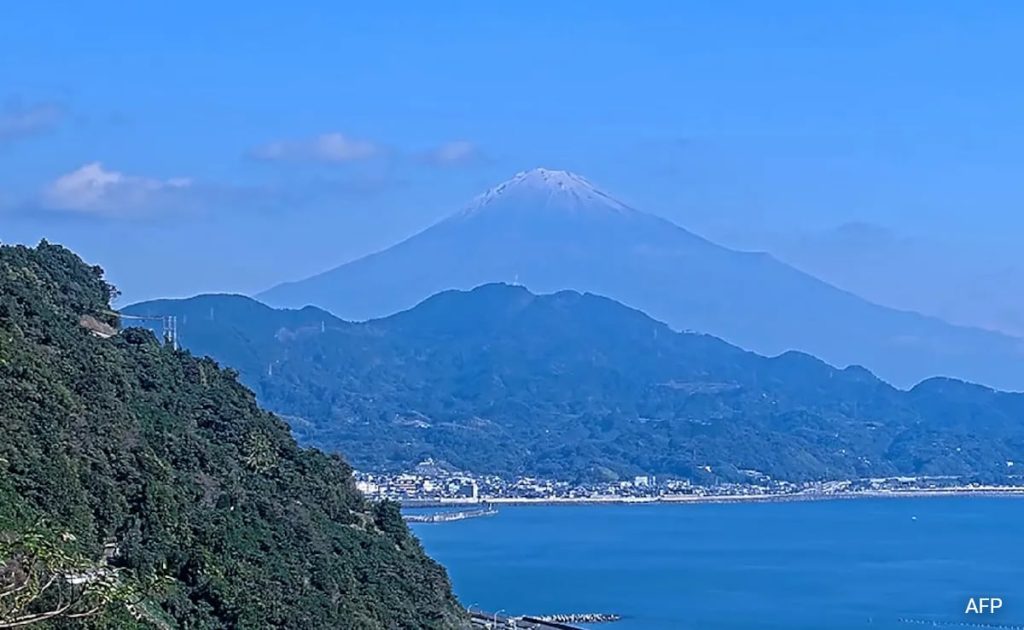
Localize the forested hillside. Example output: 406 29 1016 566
129 284 1024 484
0 242 463 628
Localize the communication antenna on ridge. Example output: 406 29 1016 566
163 315 178 350
107 310 178 350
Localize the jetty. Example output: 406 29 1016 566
404 506 498 523
526 613 621 625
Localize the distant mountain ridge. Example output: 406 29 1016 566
127 285 1024 484
258 168 1024 391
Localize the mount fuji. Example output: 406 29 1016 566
258 168 1024 390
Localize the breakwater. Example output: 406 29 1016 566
527 613 621 624
403 507 498 523
898 618 1024 629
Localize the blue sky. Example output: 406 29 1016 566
2 2 1023 331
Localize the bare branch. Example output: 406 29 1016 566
0 599 74 628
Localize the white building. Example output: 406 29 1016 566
355 480 379 495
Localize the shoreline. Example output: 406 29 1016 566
402 487 1024 508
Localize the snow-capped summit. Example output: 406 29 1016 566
258 167 1024 392
457 167 636 218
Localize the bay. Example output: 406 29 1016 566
411 497 1024 629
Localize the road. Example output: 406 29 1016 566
469 612 583 629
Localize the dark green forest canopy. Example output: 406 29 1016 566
0 241 463 628
128 285 1024 484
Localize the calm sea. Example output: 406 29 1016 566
410 498 1024 629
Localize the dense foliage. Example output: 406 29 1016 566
127 284 1024 485
0 242 463 628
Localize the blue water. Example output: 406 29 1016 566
411 498 1024 629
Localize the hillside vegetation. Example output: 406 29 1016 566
0 242 463 628
129 285 1024 484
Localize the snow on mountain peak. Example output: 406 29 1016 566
513 168 595 191
457 168 636 218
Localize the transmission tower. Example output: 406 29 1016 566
163 315 178 350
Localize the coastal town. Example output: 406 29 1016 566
354 460 1024 506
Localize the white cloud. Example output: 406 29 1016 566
250 132 382 163
0 100 64 142
419 140 483 167
41 162 192 216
